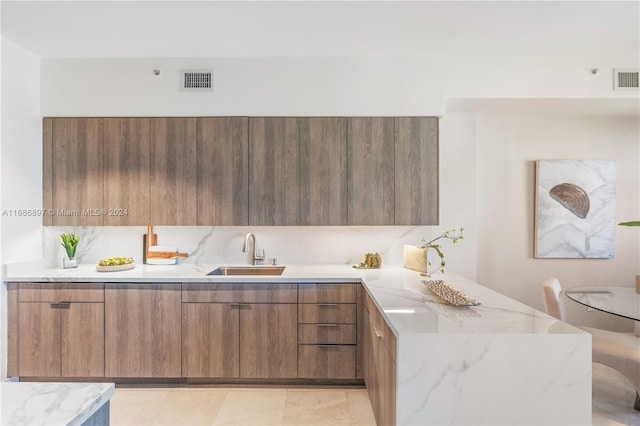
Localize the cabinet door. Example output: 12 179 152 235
46 118 104 226
394 117 439 225
347 117 395 225
240 304 297 379
149 118 197 225
61 303 104 377
105 284 181 377
249 118 300 225
18 302 60 376
197 117 248 225
182 303 239 378
103 118 150 225
367 298 397 426
376 346 397 426
299 118 348 225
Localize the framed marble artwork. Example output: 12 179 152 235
535 160 616 258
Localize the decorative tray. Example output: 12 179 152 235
96 263 135 272
422 280 481 306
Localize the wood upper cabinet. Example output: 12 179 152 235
299 118 348 225
347 117 395 225
394 117 439 225
197 117 249 225
43 118 104 226
42 115 438 226
105 283 182 378
249 118 300 225
150 118 197 225
103 118 151 225
15 283 105 378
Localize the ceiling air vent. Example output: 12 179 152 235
180 70 213 92
613 69 639 90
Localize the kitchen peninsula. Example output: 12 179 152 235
1 382 113 425
4 263 591 425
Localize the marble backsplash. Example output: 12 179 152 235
43 226 438 268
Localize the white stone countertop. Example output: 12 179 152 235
3 261 583 336
0 382 114 425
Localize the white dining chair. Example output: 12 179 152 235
541 277 640 411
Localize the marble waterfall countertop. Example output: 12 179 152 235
4 261 584 336
1 382 114 425
4 262 591 424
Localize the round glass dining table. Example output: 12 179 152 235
565 286 640 321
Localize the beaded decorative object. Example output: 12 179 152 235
422 280 481 306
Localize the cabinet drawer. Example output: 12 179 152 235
298 345 356 379
298 303 356 324
19 283 104 303
298 283 357 303
298 324 356 345
182 283 297 303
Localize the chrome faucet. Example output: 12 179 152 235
242 232 265 265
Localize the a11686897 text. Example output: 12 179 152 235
2 208 129 217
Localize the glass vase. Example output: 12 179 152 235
63 257 78 269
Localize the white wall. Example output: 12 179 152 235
475 114 640 331
1 38 42 263
1 38 42 379
40 55 638 117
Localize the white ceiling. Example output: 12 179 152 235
1 1 639 58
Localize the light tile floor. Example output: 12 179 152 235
110 364 640 425
110 387 376 426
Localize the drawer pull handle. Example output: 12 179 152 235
317 304 338 307
317 345 338 348
318 324 338 327
51 302 71 308
228 303 251 308
372 325 382 338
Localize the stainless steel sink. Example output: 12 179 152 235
207 266 286 276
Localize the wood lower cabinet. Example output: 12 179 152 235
361 287 397 426
9 281 367 386
105 283 182 377
14 283 104 377
182 283 298 379
18 302 60 377
182 303 239 378
298 345 356 379
239 303 297 378
298 283 358 380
